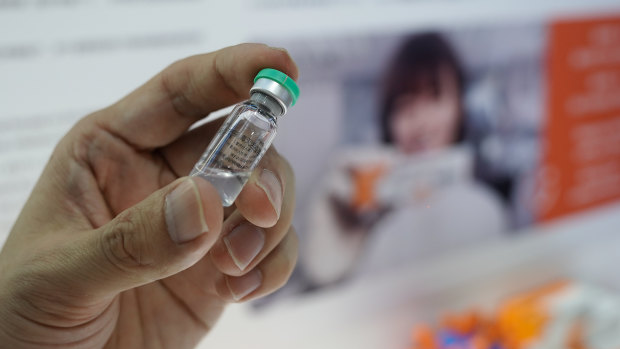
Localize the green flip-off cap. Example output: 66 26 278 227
254 68 300 106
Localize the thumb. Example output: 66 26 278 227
73 177 223 296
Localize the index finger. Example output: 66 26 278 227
97 43 298 150
235 147 295 228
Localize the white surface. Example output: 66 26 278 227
201 202 620 348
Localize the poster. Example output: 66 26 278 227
257 15 620 304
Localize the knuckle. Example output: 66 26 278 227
289 228 299 253
283 158 295 189
263 147 295 188
160 59 201 119
100 210 154 272
262 146 279 164
270 233 298 289
285 230 299 270
270 49 296 74
275 148 295 182
273 147 293 175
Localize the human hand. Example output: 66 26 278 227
0 44 298 349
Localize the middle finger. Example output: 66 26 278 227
208 203 294 277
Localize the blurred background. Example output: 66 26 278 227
2 1 620 348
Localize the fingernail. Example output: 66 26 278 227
165 178 209 244
270 46 289 53
256 169 283 219
224 224 265 271
226 270 262 301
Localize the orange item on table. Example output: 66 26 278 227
411 324 439 349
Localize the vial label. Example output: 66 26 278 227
211 129 265 171
191 106 276 206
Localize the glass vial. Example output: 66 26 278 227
190 68 300 207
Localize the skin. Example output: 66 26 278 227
389 68 461 154
0 44 299 349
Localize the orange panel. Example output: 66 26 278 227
540 16 620 221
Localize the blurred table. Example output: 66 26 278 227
200 202 620 349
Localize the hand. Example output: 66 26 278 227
0 44 299 349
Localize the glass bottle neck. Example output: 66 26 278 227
250 92 285 117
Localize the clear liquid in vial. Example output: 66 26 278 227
191 167 252 207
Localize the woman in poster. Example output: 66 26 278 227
302 32 507 287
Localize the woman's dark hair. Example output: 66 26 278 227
380 32 466 144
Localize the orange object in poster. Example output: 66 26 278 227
350 164 386 212
540 16 620 221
